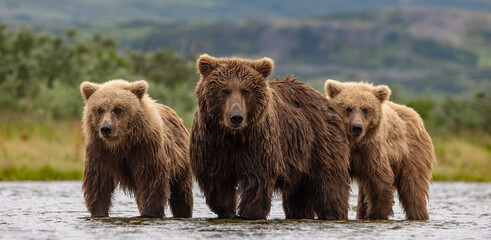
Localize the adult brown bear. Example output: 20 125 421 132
190 55 350 220
80 79 193 218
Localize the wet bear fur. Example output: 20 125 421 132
325 79 435 220
80 79 193 218
190 55 351 220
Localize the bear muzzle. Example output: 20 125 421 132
225 100 247 129
230 113 244 126
351 124 364 137
100 122 113 138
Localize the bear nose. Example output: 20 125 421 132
230 113 244 125
100 125 112 136
352 124 363 136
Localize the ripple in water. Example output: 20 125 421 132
0 182 490 239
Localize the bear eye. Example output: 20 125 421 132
242 90 250 98
346 107 352 114
362 108 369 114
113 107 122 115
221 90 230 97
97 108 104 115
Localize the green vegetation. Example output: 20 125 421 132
0 25 197 125
0 26 198 180
407 93 491 181
4 7 491 96
56 8 490 97
0 27 490 181
0 113 85 180
432 134 491 181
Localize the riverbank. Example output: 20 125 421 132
1 114 490 181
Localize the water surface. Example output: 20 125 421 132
0 182 490 239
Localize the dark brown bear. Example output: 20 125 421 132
190 55 351 220
80 79 193 218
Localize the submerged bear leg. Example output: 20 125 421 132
201 177 237 218
396 166 431 220
169 168 194 218
282 178 315 219
237 180 274 220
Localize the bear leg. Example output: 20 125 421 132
282 179 315 219
134 175 169 218
237 181 274 220
82 167 115 217
311 175 350 220
396 167 431 220
366 180 396 220
169 168 194 218
200 178 237 218
135 188 168 218
356 182 369 220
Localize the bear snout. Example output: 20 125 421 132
230 113 244 126
100 124 112 138
225 98 246 129
351 124 363 136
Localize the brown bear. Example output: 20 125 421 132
190 54 351 220
80 79 193 218
324 79 435 220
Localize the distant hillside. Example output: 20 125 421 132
1 2 490 96
68 7 490 96
1 0 491 25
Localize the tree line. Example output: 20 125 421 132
1 26 490 134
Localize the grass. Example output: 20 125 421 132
432 133 491 181
1 113 490 181
0 113 84 180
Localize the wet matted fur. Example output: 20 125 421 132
80 79 193 218
190 55 351 220
325 79 435 220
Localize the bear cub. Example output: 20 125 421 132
80 79 193 218
325 79 435 220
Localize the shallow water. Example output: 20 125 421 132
0 182 490 239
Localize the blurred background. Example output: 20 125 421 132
0 0 490 181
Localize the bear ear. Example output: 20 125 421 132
372 85 391 102
128 80 148 99
324 79 344 99
197 54 219 78
80 82 100 101
251 57 274 78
